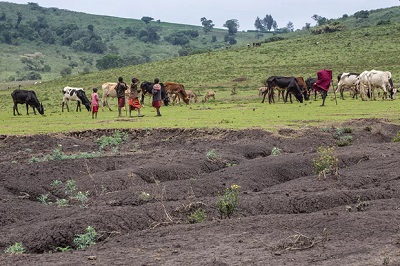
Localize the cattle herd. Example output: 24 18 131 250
260 69 396 105
10 81 217 116
10 70 396 116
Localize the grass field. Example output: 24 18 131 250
1 88 399 135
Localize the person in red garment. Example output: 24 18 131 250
313 69 333 106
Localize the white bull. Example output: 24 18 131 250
359 70 394 101
336 73 360 100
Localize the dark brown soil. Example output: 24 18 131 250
1 118 400 266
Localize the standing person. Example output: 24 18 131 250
152 78 162 116
115 77 128 117
312 69 333 106
91 87 100 119
128 77 144 117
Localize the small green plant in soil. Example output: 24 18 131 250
73 226 97 250
188 208 207 224
56 198 69 207
217 184 240 219
55 246 72 252
37 194 51 205
271 147 282 156
392 131 400 142
313 146 339 177
96 130 128 151
206 149 218 161
4 242 26 254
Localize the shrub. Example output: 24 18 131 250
392 132 400 142
217 184 240 219
4 242 26 254
188 208 207 223
312 146 339 177
73 226 97 250
96 130 128 151
206 149 218 161
37 194 50 205
271 147 282 156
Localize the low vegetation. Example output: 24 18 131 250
73 226 97 250
217 184 240 219
4 242 26 254
312 146 339 178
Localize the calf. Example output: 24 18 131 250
62 87 91 112
11 89 44 116
204 90 216 102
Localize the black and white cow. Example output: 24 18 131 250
262 76 304 104
11 89 44 116
62 87 91 112
336 72 360 100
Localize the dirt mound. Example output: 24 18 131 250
1 119 400 265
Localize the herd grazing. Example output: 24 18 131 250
9 69 397 117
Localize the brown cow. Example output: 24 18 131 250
101 82 130 111
204 90 216 102
174 90 197 104
163 82 189 105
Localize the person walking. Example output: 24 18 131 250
128 77 144 117
91 87 100 119
115 77 128 117
152 78 162 116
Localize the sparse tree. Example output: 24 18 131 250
263 14 275 31
354 10 369 19
254 17 265 32
286 21 294 32
87 24 94 32
201 17 214 34
223 19 239 35
141 16 154 24
312 14 328 26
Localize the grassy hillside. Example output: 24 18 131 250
0 2 265 84
0 19 400 135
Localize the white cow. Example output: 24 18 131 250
336 73 360 100
62 87 91 112
368 70 395 100
101 82 130 111
358 71 370 101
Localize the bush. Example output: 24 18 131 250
96 130 128 152
188 208 207 223
5 242 26 254
217 184 240 219
312 146 339 177
73 226 97 250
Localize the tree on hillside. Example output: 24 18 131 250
312 14 328 26
141 16 154 24
96 54 124 70
16 12 22 29
201 17 214 33
354 10 369 19
87 24 94 32
286 21 294 32
263 15 275 31
254 17 265 32
223 19 239 35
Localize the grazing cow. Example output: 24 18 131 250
101 82 131 111
171 90 197 104
11 89 44 116
204 90 216 102
62 87 91 112
163 82 189 105
139 81 170 106
336 72 360 100
258 87 268 97
358 71 370 101
306 77 318 100
262 76 305 104
368 70 394 100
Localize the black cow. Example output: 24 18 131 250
11 89 44 116
305 77 318 100
139 81 170 106
262 76 304 104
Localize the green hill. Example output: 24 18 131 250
0 2 265 84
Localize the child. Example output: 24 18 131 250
128 77 144 117
91 87 100 119
152 78 162 116
115 77 128 117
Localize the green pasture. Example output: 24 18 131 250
1 88 399 135
1 21 400 135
